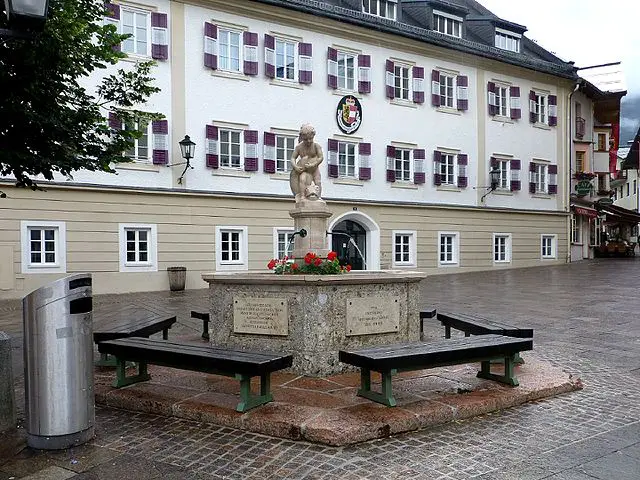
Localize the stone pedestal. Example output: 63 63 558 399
289 199 332 259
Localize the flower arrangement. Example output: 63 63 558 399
267 251 351 275
574 172 596 180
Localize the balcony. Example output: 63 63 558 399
575 117 585 139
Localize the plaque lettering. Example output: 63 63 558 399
233 297 288 336
346 297 400 336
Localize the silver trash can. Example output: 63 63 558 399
23 273 95 449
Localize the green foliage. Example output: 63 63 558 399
267 251 351 275
0 0 161 190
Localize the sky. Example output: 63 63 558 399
478 0 640 140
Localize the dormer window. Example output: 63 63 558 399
433 10 462 38
362 0 397 21
495 28 521 53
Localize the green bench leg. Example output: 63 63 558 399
477 354 519 386
235 373 273 412
356 368 397 407
490 352 525 366
112 358 151 388
96 352 117 367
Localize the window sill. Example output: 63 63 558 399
533 123 551 131
437 185 461 192
269 173 290 181
493 189 513 196
332 88 361 98
437 107 461 116
269 79 304 90
121 264 157 273
390 98 417 109
493 261 511 265
438 262 459 268
541 257 557 260
491 116 514 124
213 169 252 178
391 182 418 190
120 53 153 64
116 162 161 172
532 193 552 199
23 265 65 274
216 264 249 272
211 69 250 82
333 178 364 186
392 263 417 269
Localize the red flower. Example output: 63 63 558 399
291 263 299 270
314 257 322 266
267 259 277 270
304 255 313 265
346 265 352 272
327 251 337 261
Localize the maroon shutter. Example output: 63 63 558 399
510 159 521 191
385 60 395 99
263 132 276 173
108 112 121 130
152 120 169 165
386 145 396 182
431 69 440 107
327 139 339 178
204 22 217 69
457 153 468 188
487 82 497 116
412 66 425 104
548 164 558 194
433 150 442 185
244 130 258 171
105 3 121 52
205 125 218 169
264 34 275 78
529 162 537 193
456 75 468 111
510 86 521 119
548 94 558 126
151 12 168 60
243 31 258 75
298 42 313 84
358 142 371 180
327 47 338 89
529 90 537 123
358 54 371 94
413 148 425 184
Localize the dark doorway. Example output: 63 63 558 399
331 220 367 270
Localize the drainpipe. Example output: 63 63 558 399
566 81 581 263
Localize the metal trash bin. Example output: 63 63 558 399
23 273 95 449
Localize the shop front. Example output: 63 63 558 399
571 205 600 261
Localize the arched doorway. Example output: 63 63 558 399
328 211 381 270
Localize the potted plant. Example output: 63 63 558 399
167 266 187 291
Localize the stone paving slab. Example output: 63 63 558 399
94 354 581 446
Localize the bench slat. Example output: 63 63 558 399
437 311 533 338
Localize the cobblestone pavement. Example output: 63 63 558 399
1 259 640 479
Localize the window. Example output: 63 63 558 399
218 28 242 72
362 0 397 20
495 84 509 117
440 153 456 186
534 93 547 124
273 227 295 259
575 151 584 173
392 230 416 267
495 29 520 53
219 129 242 168
532 163 548 193
493 234 511 263
439 73 455 108
541 235 557 259
597 133 607 151
495 159 510 190
433 11 462 37
337 51 356 91
275 38 296 81
338 142 357 178
394 148 412 182
121 7 150 56
215 226 248 271
118 224 157 272
571 216 582 244
276 134 296 173
438 232 459 266
394 64 411 100
124 121 150 162
21 221 67 274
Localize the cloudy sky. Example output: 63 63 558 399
479 0 640 141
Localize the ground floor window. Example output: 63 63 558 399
438 232 459 266
541 234 557 259
273 227 295 259
215 226 248 271
119 224 158 272
20 221 67 274
572 215 582 244
493 233 511 263
392 230 416 267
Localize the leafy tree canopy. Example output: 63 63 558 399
0 0 161 192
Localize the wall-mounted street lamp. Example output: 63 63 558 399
176 135 195 184
480 167 501 202
1 0 50 38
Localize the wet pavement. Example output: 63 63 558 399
1 259 640 479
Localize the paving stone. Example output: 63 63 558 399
19 466 76 480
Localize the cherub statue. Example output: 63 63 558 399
289 124 323 203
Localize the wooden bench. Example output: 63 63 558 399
97 337 293 412
339 334 533 407
419 307 437 341
190 310 210 341
436 311 533 339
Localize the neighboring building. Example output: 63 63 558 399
0 0 578 299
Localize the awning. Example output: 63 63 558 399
572 205 598 218
598 204 640 224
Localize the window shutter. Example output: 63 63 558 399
548 95 558 126
243 32 258 75
548 164 558 194
509 86 521 119
298 42 313 84
529 90 537 123
152 120 169 165
487 82 497 116
104 3 120 52
244 130 258 172
412 66 425 104
358 54 371 93
151 12 168 60
457 153 468 188
490 156 498 168
456 75 468 111
327 139 339 177
431 69 440 107
529 162 537 193
433 150 442 186
358 142 371 180
385 60 395 99
510 159 521 191
204 22 217 70
413 149 425 184
327 47 338 89
263 132 276 174
205 125 219 169
386 145 396 182
264 34 275 78
108 111 121 130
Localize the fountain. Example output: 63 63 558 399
202 124 426 376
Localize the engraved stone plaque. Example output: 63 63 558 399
233 297 288 336
346 297 400 336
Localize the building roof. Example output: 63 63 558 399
621 126 640 170
251 0 578 80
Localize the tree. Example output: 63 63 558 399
0 0 161 193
